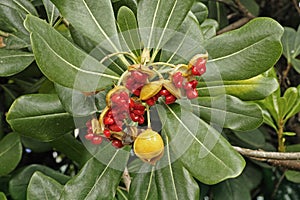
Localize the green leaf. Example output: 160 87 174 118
200 19 218 39
285 85 300 120
27 172 63 200
51 0 120 53
60 145 130 199
204 18 283 81
0 133 22 176
198 75 279 101
137 0 194 59
50 133 92 168
191 2 208 24
0 49 34 76
194 95 263 131
6 94 75 141
0 192 7 200
160 12 205 64
9 164 69 200
24 15 120 92
157 103 245 184
129 163 158 200
117 6 141 56
281 26 300 66
41 0 60 26
155 136 200 199
21 136 52 153
207 1 228 29
282 87 298 118
240 0 259 16
233 129 266 148
285 170 300 183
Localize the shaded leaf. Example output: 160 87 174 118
0 192 7 200
24 15 120 92
157 103 245 184
200 19 218 39
0 49 34 76
191 2 208 24
285 170 300 183
60 145 130 199
233 129 266 148
194 95 263 131
198 74 279 101
0 133 22 176
137 0 194 59
51 0 121 53
204 18 283 81
27 172 63 200
6 94 75 141
42 0 60 26
9 164 69 200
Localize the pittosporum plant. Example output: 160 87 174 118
0 0 286 199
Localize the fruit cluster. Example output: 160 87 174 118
83 53 208 164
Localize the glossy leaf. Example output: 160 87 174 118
27 172 63 200
0 133 22 176
204 18 283 81
281 25 300 73
61 145 130 199
191 2 208 24
129 163 158 200
200 19 218 39
51 0 121 53
9 164 69 200
0 192 7 200
24 15 120 92
194 95 263 131
157 103 245 184
285 170 300 183
0 49 34 76
117 6 141 56
160 12 205 64
233 129 266 148
240 0 259 16
155 136 200 199
137 0 194 58
207 1 228 28
285 85 300 120
42 0 60 26
197 75 279 101
6 94 75 141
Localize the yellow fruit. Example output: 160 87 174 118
134 129 164 164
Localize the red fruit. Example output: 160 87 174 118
189 80 198 89
186 89 198 99
129 99 135 108
172 72 184 88
109 124 122 132
92 136 103 145
133 109 145 116
133 88 141 96
134 103 145 110
159 89 171 96
119 91 129 100
111 93 121 104
103 129 111 138
132 70 148 83
184 82 193 90
192 58 206 76
138 115 145 124
165 95 176 104
104 117 115 125
146 98 156 106
85 133 94 140
130 112 140 122
125 78 135 90
112 139 124 148
106 110 113 117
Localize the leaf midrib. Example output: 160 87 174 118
8 112 70 121
0 138 19 158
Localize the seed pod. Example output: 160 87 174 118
163 80 181 99
105 86 129 107
140 80 163 100
188 53 208 69
133 129 164 165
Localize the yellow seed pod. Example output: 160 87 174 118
134 129 164 165
140 81 163 100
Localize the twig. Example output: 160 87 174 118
233 146 300 160
271 169 286 200
292 0 300 15
217 17 251 34
282 62 292 81
233 0 256 19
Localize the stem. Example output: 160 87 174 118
282 62 292 81
0 30 9 37
146 105 151 129
100 52 137 64
278 119 286 152
151 62 176 68
117 70 129 86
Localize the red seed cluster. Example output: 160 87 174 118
125 70 148 96
191 57 206 76
84 120 103 145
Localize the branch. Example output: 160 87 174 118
233 146 300 160
292 0 300 15
217 17 251 34
233 146 300 171
233 0 255 19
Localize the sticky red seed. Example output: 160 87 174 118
130 112 140 122
109 124 122 132
85 133 94 140
189 80 198 89
165 95 176 104
104 117 115 125
186 89 198 99
111 139 124 148
159 89 171 96
92 136 103 144
138 115 145 124
103 129 111 138
146 98 156 106
133 109 145 116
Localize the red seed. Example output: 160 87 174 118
130 112 140 122
172 72 184 88
132 70 148 83
159 89 171 96
92 136 103 144
134 103 145 110
184 82 193 90
85 120 92 128
85 133 94 140
138 115 145 124
165 95 176 104
109 124 122 132
129 99 135 108
146 98 156 106
104 117 115 125
133 87 141 96
189 80 198 89
186 89 198 99
103 129 111 138
111 93 121 103
133 109 145 116
111 139 124 148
